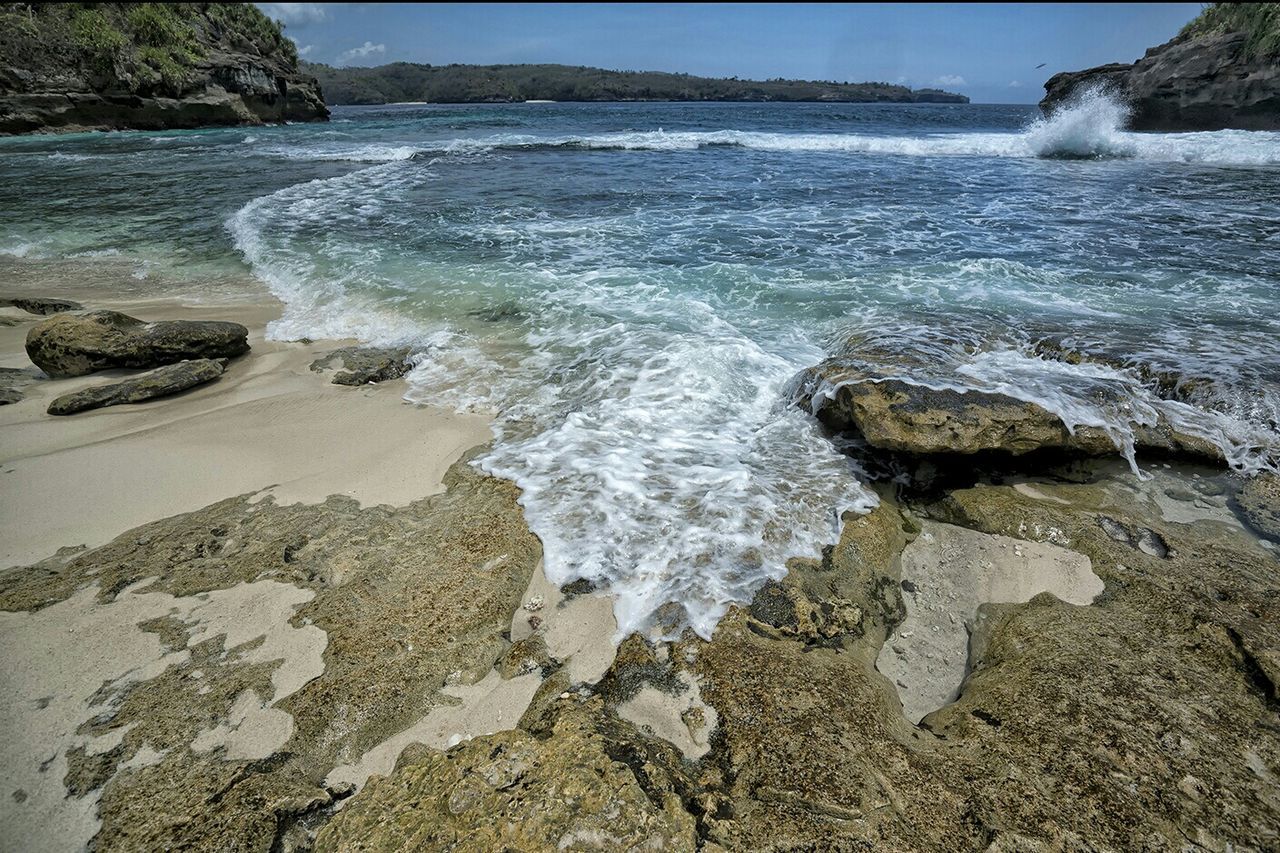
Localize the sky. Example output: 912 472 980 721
257 3 1205 104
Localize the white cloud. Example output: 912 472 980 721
935 75 967 87
336 41 386 66
258 3 329 26
297 44 315 57
1008 80 1023 88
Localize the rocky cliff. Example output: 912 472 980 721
0 3 328 135
1041 4 1280 131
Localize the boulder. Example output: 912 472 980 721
25 310 248 377
46 359 227 416
309 346 412 386
0 297 83 315
795 357 1227 464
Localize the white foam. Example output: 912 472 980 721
359 97 1280 166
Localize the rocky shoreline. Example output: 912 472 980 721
1 277 1278 850
1040 11 1280 131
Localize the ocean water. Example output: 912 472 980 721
3 94 1279 638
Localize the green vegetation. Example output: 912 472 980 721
1180 2 1280 58
303 61 969 106
0 3 299 96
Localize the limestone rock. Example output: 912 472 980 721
25 310 248 377
46 358 226 416
309 347 412 386
1041 30 1280 131
1237 472 1280 542
314 698 697 852
0 297 83 315
0 4 327 136
691 484 1280 850
796 363 1225 464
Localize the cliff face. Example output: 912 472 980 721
0 3 328 135
1041 29 1280 131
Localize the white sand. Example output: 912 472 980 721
877 520 1103 725
0 294 490 569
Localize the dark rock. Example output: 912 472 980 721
309 347 412 386
25 310 248 377
0 297 83 315
46 358 226 416
1041 31 1280 131
0 5 327 135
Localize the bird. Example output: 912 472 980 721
1035 63 1046 69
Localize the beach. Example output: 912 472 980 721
0 94 1278 850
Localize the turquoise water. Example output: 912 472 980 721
3 96 1279 636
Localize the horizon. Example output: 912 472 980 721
258 2 1205 105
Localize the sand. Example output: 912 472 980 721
0 292 490 569
877 519 1104 725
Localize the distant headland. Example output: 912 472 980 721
301 61 970 106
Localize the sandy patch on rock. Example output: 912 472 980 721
0 578 325 852
877 520 1102 724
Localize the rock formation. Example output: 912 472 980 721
1041 5 1280 131
26 310 248 377
46 358 227 415
0 3 327 135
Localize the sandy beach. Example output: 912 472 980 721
0 270 623 850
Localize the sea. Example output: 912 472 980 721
2 93 1278 637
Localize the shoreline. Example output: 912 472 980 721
0 262 1277 849
0 275 620 850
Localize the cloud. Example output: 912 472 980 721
336 41 386 66
1008 80 1023 88
297 44 315 57
257 3 328 26
935 75 967 87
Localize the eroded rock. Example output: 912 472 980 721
309 347 412 386
0 297 83 315
47 358 227 415
25 310 249 377
315 698 698 852
795 362 1225 465
0 456 540 852
1237 473 1280 542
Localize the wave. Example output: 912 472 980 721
273 93 1275 166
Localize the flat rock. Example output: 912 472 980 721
795 363 1225 464
46 359 227 416
309 347 412 386
25 310 249 377
0 297 83 315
